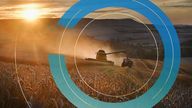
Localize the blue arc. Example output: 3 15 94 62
48 0 181 108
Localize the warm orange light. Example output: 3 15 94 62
21 4 40 21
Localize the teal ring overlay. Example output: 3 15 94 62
48 0 181 108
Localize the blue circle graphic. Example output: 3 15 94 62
48 0 181 108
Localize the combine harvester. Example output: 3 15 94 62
85 49 133 68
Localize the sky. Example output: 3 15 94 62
0 0 192 24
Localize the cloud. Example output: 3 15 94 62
152 0 192 7
0 0 192 24
0 2 71 19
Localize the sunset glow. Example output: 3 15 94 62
21 4 41 21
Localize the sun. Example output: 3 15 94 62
22 9 40 21
21 4 41 21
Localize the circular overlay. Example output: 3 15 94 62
48 0 181 108
73 12 160 98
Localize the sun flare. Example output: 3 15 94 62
22 9 39 21
21 4 41 21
